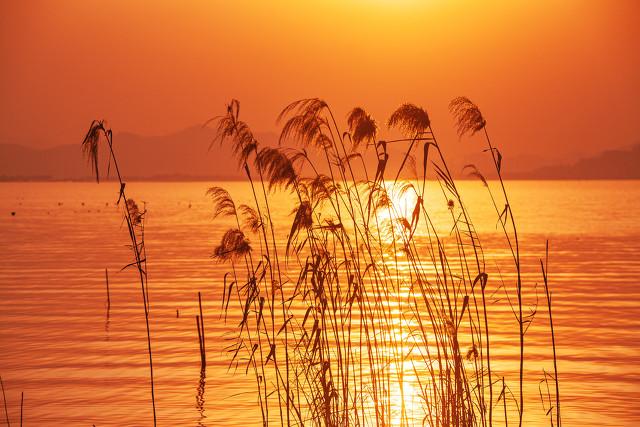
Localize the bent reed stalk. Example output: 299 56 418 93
204 98 561 427
81 121 157 426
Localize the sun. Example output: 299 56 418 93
375 180 419 242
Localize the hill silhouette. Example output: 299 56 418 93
1 126 638 181
0 126 277 181
520 143 640 179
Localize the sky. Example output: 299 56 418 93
1 0 639 165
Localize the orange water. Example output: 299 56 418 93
1 181 639 426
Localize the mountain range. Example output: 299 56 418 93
0 126 250 181
1 126 638 181
512 144 640 179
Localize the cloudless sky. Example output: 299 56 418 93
1 0 638 163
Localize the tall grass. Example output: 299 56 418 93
81 121 157 426
205 98 561 427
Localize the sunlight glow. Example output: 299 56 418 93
376 181 419 244
389 361 422 427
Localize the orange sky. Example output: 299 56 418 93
1 0 639 164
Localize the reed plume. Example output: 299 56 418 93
206 99 258 165
449 96 487 137
278 99 333 150
347 107 378 151
255 147 298 191
206 186 237 219
212 229 252 262
387 103 430 135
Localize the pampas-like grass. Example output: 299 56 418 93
202 98 560 427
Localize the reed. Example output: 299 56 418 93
203 97 561 427
541 241 560 427
1 376 9 427
81 121 157 426
0 378 24 427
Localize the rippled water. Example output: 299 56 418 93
1 181 639 426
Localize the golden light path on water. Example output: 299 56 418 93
0 181 639 426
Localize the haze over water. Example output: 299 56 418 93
1 180 639 426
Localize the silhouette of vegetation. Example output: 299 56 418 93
76 98 561 427
81 121 157 426
202 98 561 427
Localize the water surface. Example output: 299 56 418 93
0 181 639 426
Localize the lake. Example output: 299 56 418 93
1 180 639 426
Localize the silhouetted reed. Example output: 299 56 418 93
1 376 9 426
81 121 157 426
0 377 23 427
450 96 531 427
541 242 560 427
204 97 561 427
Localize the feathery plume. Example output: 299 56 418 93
449 96 486 137
126 198 143 226
388 104 430 136
255 147 298 191
212 229 252 262
239 204 262 233
347 107 377 151
81 120 107 182
278 98 333 149
206 99 258 165
206 186 237 219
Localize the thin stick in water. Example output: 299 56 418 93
198 292 206 358
105 268 110 309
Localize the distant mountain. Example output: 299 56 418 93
1 126 638 180
0 126 278 181
519 143 640 179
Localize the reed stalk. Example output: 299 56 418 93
541 241 560 427
1 376 9 427
81 122 157 426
